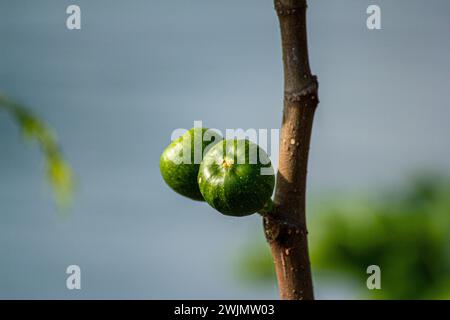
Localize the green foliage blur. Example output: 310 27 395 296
237 174 450 299
0 94 74 210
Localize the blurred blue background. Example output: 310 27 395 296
0 0 449 299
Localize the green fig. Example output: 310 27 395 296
198 139 275 216
160 127 221 201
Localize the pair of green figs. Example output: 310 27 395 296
160 128 275 216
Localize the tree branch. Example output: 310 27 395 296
263 0 318 300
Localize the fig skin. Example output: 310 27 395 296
198 139 275 216
160 127 221 201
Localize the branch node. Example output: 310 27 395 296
274 1 307 16
284 76 318 103
263 214 307 244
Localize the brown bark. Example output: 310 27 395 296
263 0 318 300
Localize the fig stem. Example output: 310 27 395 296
257 198 275 217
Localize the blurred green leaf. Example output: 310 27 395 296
0 94 74 211
236 174 450 299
